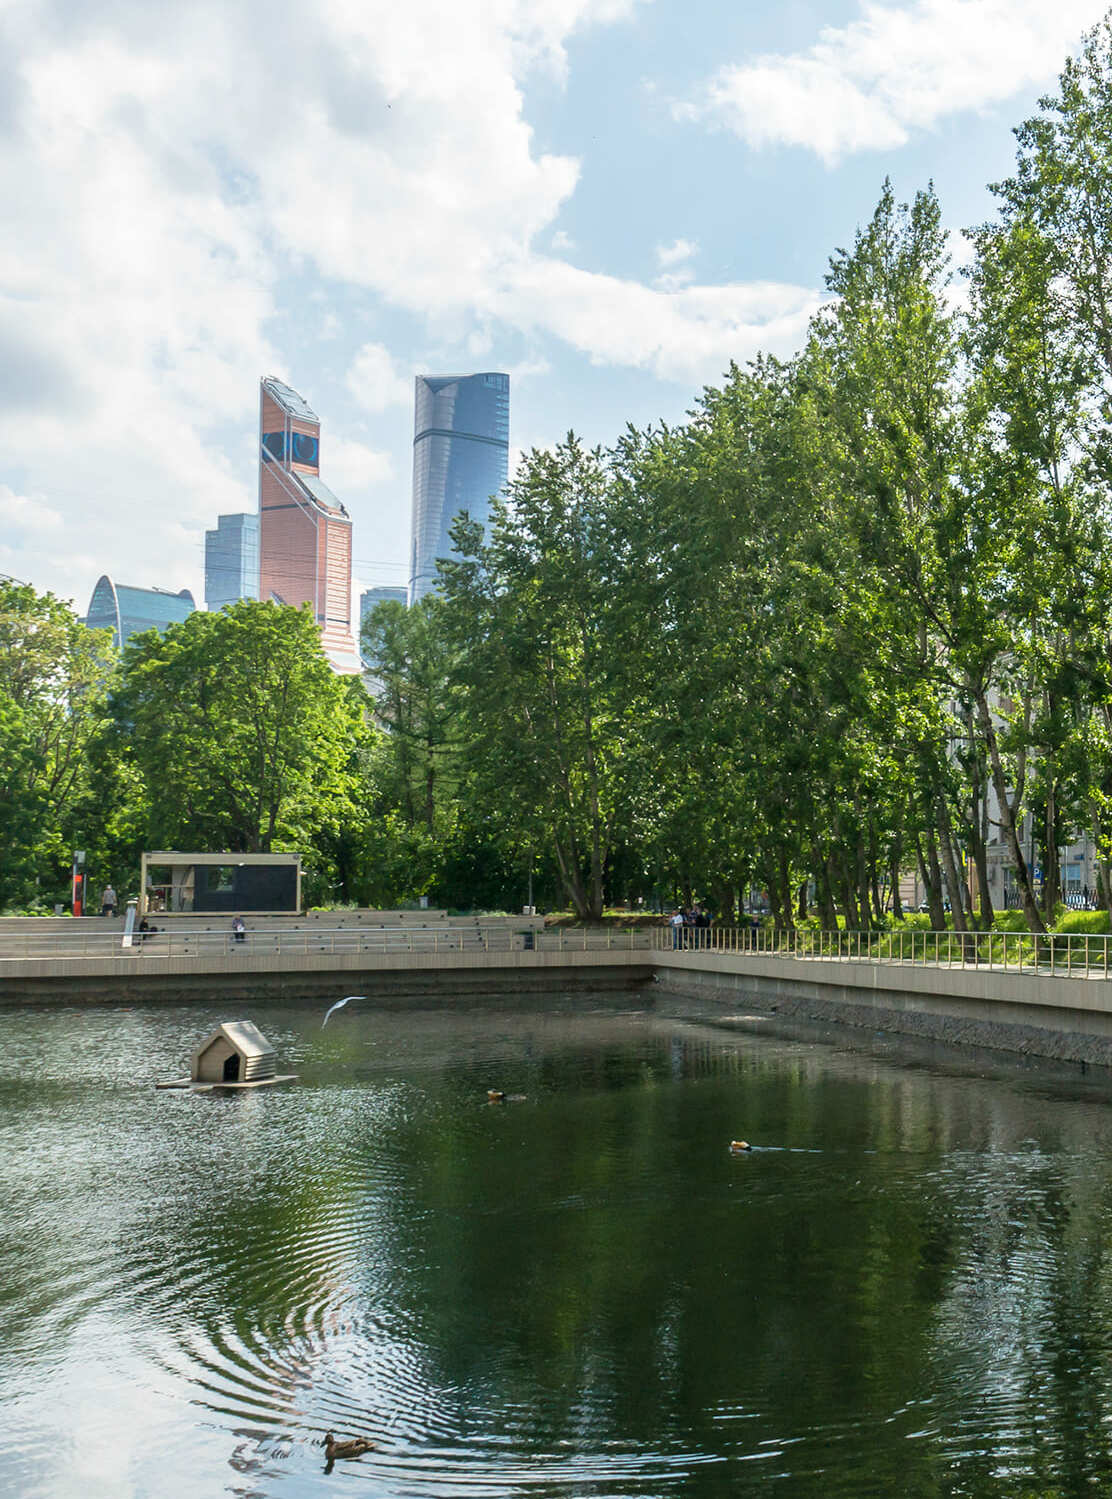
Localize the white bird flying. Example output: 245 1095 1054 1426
322 995 365 1028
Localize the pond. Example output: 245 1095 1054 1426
4 992 1112 1498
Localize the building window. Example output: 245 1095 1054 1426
291 433 318 466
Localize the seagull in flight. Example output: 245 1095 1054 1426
322 995 365 1028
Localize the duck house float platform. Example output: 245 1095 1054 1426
156 1020 296 1091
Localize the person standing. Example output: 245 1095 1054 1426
232 916 246 945
670 910 684 949
100 884 117 918
696 907 711 948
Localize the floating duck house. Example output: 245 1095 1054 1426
157 1020 295 1091
193 1020 278 1084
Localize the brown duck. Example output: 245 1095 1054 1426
324 1431 375 1460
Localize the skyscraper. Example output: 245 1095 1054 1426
408 372 509 603
257 376 360 674
358 584 408 660
85 576 195 649
358 584 408 672
204 512 259 612
360 585 408 622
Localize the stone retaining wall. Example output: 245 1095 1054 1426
655 962 1112 1067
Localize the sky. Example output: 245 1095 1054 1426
2 0 1110 615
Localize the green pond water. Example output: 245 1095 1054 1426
5 992 1112 1498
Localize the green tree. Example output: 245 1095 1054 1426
115 600 365 855
0 579 114 908
362 595 462 834
440 436 642 919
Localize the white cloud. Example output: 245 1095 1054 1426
679 0 1104 163
656 238 697 268
326 435 394 491
0 0 821 606
345 343 411 412
494 259 821 383
654 237 698 291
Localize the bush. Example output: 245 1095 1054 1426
1053 908 1109 935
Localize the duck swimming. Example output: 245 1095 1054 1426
324 1432 375 1460
730 1140 752 1152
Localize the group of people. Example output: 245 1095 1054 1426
98 886 247 947
668 907 712 948
667 907 764 950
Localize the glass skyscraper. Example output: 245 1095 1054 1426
360 585 407 621
85 576 195 649
257 376 360 674
204 512 259 612
408 372 509 603
358 584 408 660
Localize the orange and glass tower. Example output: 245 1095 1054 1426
258 376 360 673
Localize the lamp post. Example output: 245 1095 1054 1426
72 849 85 917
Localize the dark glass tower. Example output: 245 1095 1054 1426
408 372 509 602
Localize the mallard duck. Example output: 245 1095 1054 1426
730 1140 752 1152
324 1431 375 1460
487 1089 506 1102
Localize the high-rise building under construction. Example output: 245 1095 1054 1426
257 376 360 673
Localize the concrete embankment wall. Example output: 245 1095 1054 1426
0 948 651 1006
11 932 1112 1069
653 950 1112 1066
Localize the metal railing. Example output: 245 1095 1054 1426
4 920 1108 978
0 924 659 962
651 925 1112 978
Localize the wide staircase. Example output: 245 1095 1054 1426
0 910 547 961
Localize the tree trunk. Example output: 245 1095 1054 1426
813 847 838 930
777 848 794 932
966 740 994 927
867 819 884 923
935 797 968 932
715 884 736 926
890 832 904 922
916 827 947 931
834 849 860 930
1042 783 1060 920
765 862 783 931
552 835 590 920
972 683 1046 934
969 804 994 929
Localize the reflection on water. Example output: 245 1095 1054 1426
5 995 1112 1496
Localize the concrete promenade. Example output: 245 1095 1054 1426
0 918 653 1003
7 918 1112 1064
